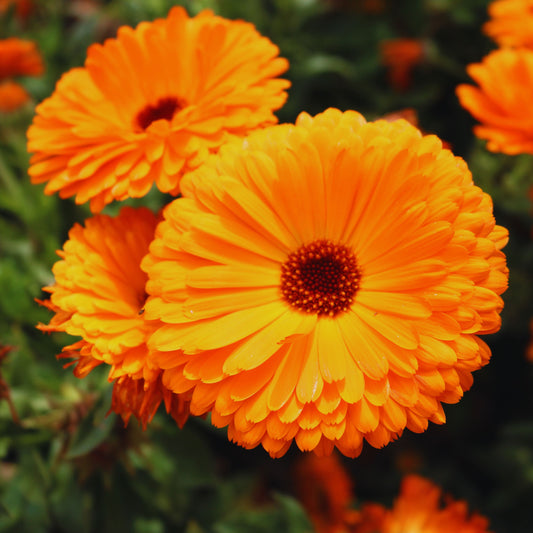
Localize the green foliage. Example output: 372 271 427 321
1 0 533 532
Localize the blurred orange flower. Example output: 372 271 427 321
143 108 508 458
38 206 189 428
294 453 357 533
353 475 492 533
27 6 290 213
0 80 30 112
457 48 533 155
380 38 425 91
0 0 33 20
483 0 533 49
0 37 43 80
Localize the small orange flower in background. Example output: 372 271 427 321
456 48 533 155
294 453 358 533
0 79 30 112
38 206 189 428
27 6 290 213
0 37 43 80
0 37 43 112
0 0 33 20
379 38 425 91
143 107 508 458
353 475 492 533
483 0 533 49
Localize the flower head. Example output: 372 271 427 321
0 37 43 80
483 0 533 49
38 206 189 428
144 108 508 458
0 80 30 112
456 48 533 155
27 6 290 213
379 38 425 91
353 475 492 533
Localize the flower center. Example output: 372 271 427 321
135 96 185 131
280 240 361 317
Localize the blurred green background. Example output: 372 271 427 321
1 0 533 531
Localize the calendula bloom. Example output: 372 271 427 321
0 37 43 80
38 206 189 428
27 7 290 213
294 453 358 533
456 48 533 155
143 108 508 458
353 475 492 533
483 0 533 49
0 80 30 112
379 38 425 91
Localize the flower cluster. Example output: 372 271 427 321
457 0 533 154
0 36 43 112
33 7 508 458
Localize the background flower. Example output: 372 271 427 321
38 206 188 428
0 79 30 112
456 48 533 155
27 6 290 212
0 37 43 80
353 474 491 533
483 0 533 49
143 108 508 458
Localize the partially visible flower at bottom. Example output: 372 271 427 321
293 453 358 533
353 475 492 533
38 206 189 428
0 80 30 112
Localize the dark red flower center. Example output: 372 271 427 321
135 96 185 131
280 240 361 317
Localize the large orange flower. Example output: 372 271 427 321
483 0 533 49
353 475 491 533
27 6 290 213
456 48 533 155
38 206 188 428
143 108 508 458
0 37 43 80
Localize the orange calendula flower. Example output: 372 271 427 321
38 206 188 428
483 0 533 49
27 6 290 213
294 453 357 533
353 475 492 533
0 37 43 80
143 108 508 458
380 38 425 91
456 48 533 155
0 80 30 112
